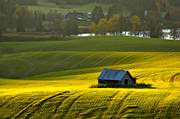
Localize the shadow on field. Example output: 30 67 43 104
90 83 155 89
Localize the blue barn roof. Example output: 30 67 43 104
98 69 129 81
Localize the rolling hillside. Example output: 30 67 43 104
0 36 180 119
27 0 112 14
0 36 180 54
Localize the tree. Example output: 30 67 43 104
0 29 2 39
130 15 141 34
88 22 97 34
97 18 109 35
0 0 16 33
34 11 44 32
56 18 78 36
56 18 66 36
156 0 169 12
120 16 131 32
171 22 180 40
107 5 121 19
108 14 121 34
16 17 25 32
0 12 5 39
92 6 105 24
14 6 34 32
148 12 162 38
64 19 78 36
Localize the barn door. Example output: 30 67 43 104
124 79 129 85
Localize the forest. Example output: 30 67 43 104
0 0 180 39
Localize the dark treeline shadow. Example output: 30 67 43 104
90 83 155 89
0 33 71 42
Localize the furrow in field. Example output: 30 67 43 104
78 91 117 119
153 92 178 119
163 92 180 118
23 53 61 77
48 54 80 72
69 54 96 69
38 53 61 67
48 91 77 119
22 60 36 78
94 54 116 67
93 91 120 119
22 53 63 78
62 92 94 119
7 63 16 77
170 73 180 83
113 56 132 65
20 53 46 78
0 95 19 108
115 92 133 118
132 92 170 118
14 91 69 119
52 91 88 119
101 91 132 119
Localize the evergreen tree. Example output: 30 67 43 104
34 11 44 32
65 19 78 36
148 12 162 38
14 6 35 32
108 14 121 34
56 18 65 35
0 0 16 32
92 6 105 24
88 22 97 34
171 22 180 40
56 18 78 36
107 5 121 19
16 17 25 32
130 15 141 34
97 18 109 35
0 28 2 39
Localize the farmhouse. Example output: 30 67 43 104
65 12 89 21
98 69 136 85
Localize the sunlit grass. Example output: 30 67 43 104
0 36 180 118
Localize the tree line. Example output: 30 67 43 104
88 2 180 39
0 0 79 38
88 14 140 36
48 0 180 17
0 0 180 39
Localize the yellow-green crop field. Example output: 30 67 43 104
0 36 180 119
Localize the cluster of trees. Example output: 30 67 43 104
88 0 180 39
14 7 45 32
48 0 179 6
89 14 140 35
55 18 78 36
0 0 79 38
1 0 180 39
0 0 45 34
14 0 37 5
48 0 180 17
46 10 79 36
48 0 92 5
0 0 16 38
89 14 120 34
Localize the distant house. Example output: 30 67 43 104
98 69 136 85
65 12 89 21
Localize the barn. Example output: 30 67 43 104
98 69 136 85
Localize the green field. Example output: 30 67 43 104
27 0 112 14
0 36 180 118
0 36 180 54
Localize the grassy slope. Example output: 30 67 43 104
0 51 179 79
27 0 112 14
0 36 180 54
0 36 180 118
